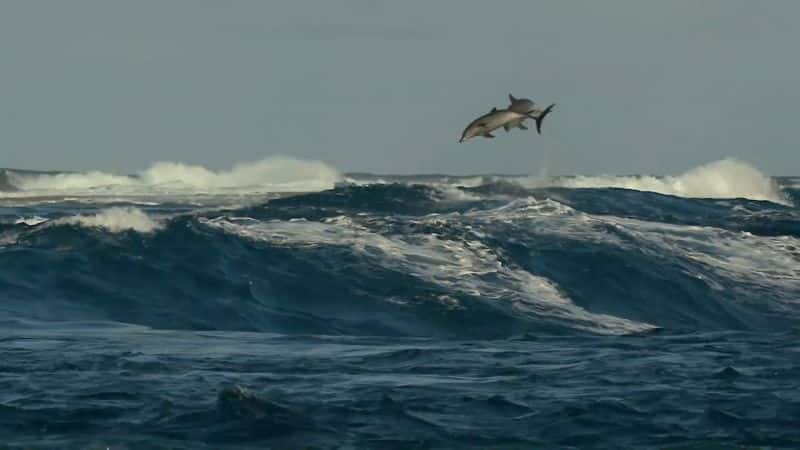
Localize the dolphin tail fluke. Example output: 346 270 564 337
530 103 555 135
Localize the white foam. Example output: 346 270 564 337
470 196 578 220
6 156 341 197
436 185 482 202
783 177 800 190
605 217 800 304
467 197 800 317
551 159 790 205
14 216 49 226
13 171 134 192
58 207 161 233
344 175 489 190
342 160 789 205
201 214 654 334
0 233 20 247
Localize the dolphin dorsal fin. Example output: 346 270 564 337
491 107 498 113
509 93 517 103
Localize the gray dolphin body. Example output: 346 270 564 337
459 107 530 142
507 93 536 115
505 93 556 135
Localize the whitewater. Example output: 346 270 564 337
1 156 799 449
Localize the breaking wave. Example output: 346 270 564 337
57 207 162 233
2 178 799 337
4 156 341 196
340 159 790 205
3 159 798 450
552 159 789 205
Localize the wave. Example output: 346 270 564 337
4 186 799 337
202 214 653 335
2 166 798 337
5 158 786 207
340 159 790 205
550 159 789 205
56 207 162 233
4 156 341 197
15 216 48 226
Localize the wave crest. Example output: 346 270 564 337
555 159 789 205
7 156 341 196
58 207 161 233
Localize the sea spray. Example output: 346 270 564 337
58 207 161 233
553 159 789 204
6 156 341 196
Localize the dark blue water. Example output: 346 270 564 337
1 175 799 449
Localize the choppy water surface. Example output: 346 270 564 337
1 159 799 449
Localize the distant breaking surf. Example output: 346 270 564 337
344 159 790 206
2 156 341 197
1 157 790 206
549 159 790 205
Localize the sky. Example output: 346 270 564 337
1 0 798 175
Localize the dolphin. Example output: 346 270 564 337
504 94 556 135
507 93 536 115
459 107 530 142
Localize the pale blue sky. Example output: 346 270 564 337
1 1 798 175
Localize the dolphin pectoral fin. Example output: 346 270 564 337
483 132 495 138
503 124 511 132
518 123 528 130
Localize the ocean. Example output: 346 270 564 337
1 158 798 449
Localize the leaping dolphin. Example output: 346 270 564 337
459 107 530 143
507 93 536 115
505 93 556 135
